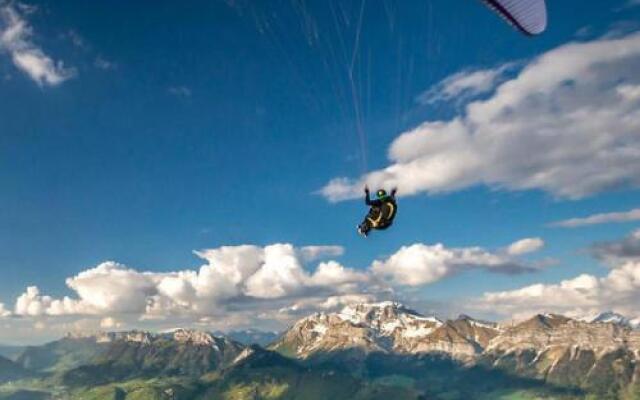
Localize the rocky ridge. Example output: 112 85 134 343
271 301 500 359
273 302 640 394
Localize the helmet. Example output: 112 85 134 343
376 189 387 199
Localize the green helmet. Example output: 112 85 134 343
376 189 387 199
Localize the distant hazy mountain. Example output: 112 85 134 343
215 329 280 346
16 335 109 373
0 345 25 361
0 355 31 384
60 329 245 387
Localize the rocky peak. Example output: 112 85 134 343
509 313 571 332
592 311 627 324
170 329 216 346
339 301 417 321
339 302 442 335
273 302 461 358
455 314 499 329
589 311 640 329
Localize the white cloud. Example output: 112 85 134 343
307 261 368 287
507 237 544 255
551 208 640 228
15 286 53 316
3 238 546 337
320 33 640 202
371 242 539 287
474 230 640 320
243 244 310 298
279 294 377 315
474 261 640 320
15 285 85 316
11 244 369 319
67 261 161 314
417 63 514 105
0 4 75 86
298 245 345 262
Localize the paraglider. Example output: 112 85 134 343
481 0 548 36
357 187 398 237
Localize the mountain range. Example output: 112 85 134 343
1 302 639 399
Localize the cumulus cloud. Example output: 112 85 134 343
590 229 640 264
507 237 544 255
417 63 515 105
371 240 541 286
298 245 345 262
307 261 368 287
320 33 640 202
474 262 640 320
473 229 640 320
550 208 640 228
0 3 75 86
11 244 369 319
15 286 85 316
4 238 547 336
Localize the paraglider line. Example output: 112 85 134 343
349 0 368 173
350 0 367 75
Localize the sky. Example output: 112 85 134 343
1 0 640 344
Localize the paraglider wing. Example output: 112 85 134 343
482 0 547 36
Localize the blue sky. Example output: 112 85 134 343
2 0 640 343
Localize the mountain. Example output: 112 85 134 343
0 355 31 384
201 345 424 400
60 329 245 387
16 335 109 373
591 311 630 325
271 301 499 360
273 302 640 399
485 313 640 397
4 304 640 399
11 336 424 399
215 329 280 347
0 346 25 362
589 311 640 330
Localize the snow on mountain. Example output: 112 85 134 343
271 302 500 359
589 311 640 329
457 314 500 330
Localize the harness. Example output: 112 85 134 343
367 200 396 228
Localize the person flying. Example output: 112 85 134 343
357 187 398 237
